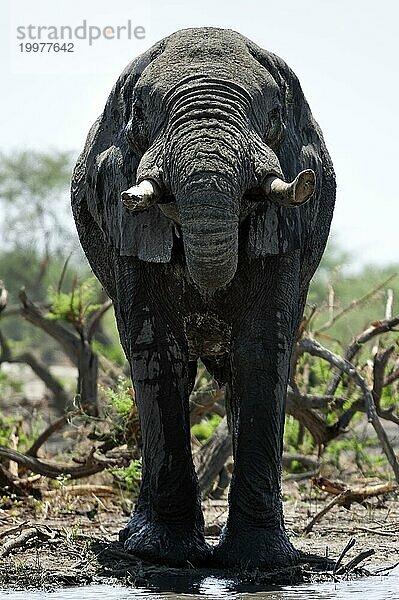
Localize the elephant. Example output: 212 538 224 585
71 27 335 569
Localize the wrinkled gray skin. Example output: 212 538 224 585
71 28 335 569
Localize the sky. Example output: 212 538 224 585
1 0 398 270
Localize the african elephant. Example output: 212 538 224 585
71 27 335 569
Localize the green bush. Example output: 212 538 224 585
191 413 222 442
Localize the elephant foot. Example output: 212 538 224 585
212 519 300 570
119 514 211 566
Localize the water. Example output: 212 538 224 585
1 569 399 600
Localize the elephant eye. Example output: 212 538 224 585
126 101 149 155
265 107 285 149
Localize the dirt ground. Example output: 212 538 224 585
0 478 397 591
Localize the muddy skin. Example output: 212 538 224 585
71 27 336 569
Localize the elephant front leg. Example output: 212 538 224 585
119 322 209 565
214 326 299 569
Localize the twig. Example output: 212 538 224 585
354 526 398 537
385 289 394 320
325 314 399 396
303 491 348 534
335 549 375 575
372 561 399 575
384 365 399 386
0 521 29 541
333 538 356 575
57 252 73 295
372 346 399 425
26 410 81 457
283 470 319 482
87 299 113 342
315 275 396 336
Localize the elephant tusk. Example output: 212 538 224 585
263 169 316 207
121 179 159 212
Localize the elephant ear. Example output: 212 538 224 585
245 42 336 282
71 39 174 277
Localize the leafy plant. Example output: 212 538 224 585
0 412 32 451
103 376 134 420
47 277 101 328
192 413 222 442
111 459 142 493
0 370 23 394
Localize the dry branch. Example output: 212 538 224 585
18 289 100 414
0 446 105 479
304 491 348 534
325 314 399 396
300 337 399 482
87 299 113 342
193 416 232 495
372 346 399 425
312 476 398 507
26 410 81 457
189 388 224 425
43 485 116 497
0 524 54 557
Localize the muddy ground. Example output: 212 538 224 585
0 478 397 591
0 367 398 590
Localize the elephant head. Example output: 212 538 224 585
72 28 332 292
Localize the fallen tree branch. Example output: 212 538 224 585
282 453 319 471
0 446 105 479
333 538 356 575
312 476 398 508
0 525 54 558
43 485 116 497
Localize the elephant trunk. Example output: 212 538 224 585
177 189 239 289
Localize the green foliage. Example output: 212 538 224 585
103 377 134 420
111 459 142 493
62 522 81 543
0 151 90 360
191 413 222 442
0 370 23 394
324 434 387 477
0 412 30 450
283 415 314 455
92 340 126 367
47 277 101 326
